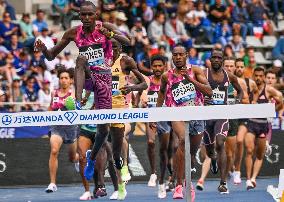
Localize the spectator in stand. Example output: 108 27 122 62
61 50 75 69
32 9 49 36
13 50 30 77
229 34 245 53
38 79 52 111
244 46 255 66
0 0 16 21
142 2 154 28
131 17 149 59
35 28 55 50
224 44 234 57
271 59 284 84
231 0 252 40
208 0 230 25
157 43 171 70
147 12 167 44
177 0 194 22
32 62 52 90
0 89 10 112
244 54 257 78
0 12 20 45
5 34 23 57
23 76 39 111
18 13 35 49
272 36 284 63
188 47 203 66
129 0 143 27
213 19 232 46
0 49 16 85
136 43 152 76
115 11 130 36
10 75 25 112
52 0 72 29
165 12 192 49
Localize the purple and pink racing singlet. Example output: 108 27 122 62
75 21 113 109
147 76 162 108
51 89 72 111
165 65 203 107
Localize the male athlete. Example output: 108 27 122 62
245 67 283 190
34 1 131 181
203 49 243 194
157 44 212 199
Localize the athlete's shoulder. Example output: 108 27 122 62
63 26 78 40
102 22 118 30
122 55 137 69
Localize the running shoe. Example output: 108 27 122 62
251 179 256 188
166 181 175 192
210 158 218 174
196 179 204 191
148 173 157 187
218 182 229 194
121 165 131 182
109 191 118 200
173 185 184 199
84 150 95 180
79 191 92 200
118 182 127 200
74 161 80 173
158 183 167 199
45 183 57 193
246 180 255 190
95 185 107 197
233 171 242 185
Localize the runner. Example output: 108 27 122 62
203 49 243 194
245 67 283 190
34 1 131 181
157 44 213 199
233 58 259 185
143 55 171 198
46 67 79 193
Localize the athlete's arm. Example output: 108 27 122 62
156 73 168 107
103 22 131 46
186 66 213 97
250 79 259 104
48 92 54 111
237 78 249 104
267 86 283 111
228 72 243 103
34 28 75 61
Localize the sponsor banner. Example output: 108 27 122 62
0 126 49 138
0 104 275 127
0 133 283 186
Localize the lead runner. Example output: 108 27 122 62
34 1 130 181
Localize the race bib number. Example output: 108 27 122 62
79 44 104 67
171 80 196 105
112 76 120 96
53 97 59 102
212 88 226 105
147 91 159 108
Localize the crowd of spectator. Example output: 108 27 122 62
0 0 283 113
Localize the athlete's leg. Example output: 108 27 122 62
105 142 118 192
146 123 157 175
122 123 132 165
196 145 211 191
235 124 247 172
251 137 266 183
90 124 110 160
75 55 87 103
244 132 255 180
225 136 236 178
216 134 227 183
68 141 79 163
49 134 63 184
78 136 92 192
158 132 170 185
110 125 125 169
190 133 203 170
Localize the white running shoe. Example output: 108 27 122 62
246 180 255 190
148 174 157 187
110 191 118 200
45 183 57 193
233 171 241 185
158 183 167 199
74 161 80 173
79 191 92 200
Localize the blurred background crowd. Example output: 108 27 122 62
0 0 283 112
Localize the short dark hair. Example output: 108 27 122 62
173 43 186 53
223 56 235 62
81 1 96 10
36 9 45 14
57 65 74 79
254 66 265 73
265 69 277 77
151 54 166 65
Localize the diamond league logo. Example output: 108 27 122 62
64 112 78 124
1 115 12 126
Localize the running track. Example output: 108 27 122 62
0 178 276 202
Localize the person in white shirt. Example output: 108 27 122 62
38 79 52 111
61 50 75 69
115 11 130 36
147 12 167 44
35 27 54 49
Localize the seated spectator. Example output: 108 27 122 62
238 47 246 58
38 79 52 111
35 28 55 50
165 12 192 49
231 0 252 39
0 0 16 21
271 60 284 84
243 46 255 66
142 2 154 27
136 44 152 76
0 49 16 84
61 50 75 69
229 34 245 53
272 36 284 63
147 12 167 44
0 12 20 44
157 43 171 70
115 12 130 36
23 76 39 111
32 9 48 36
223 44 234 57
208 0 230 25
10 75 25 112
188 47 203 66
0 89 10 112
177 0 194 22
129 0 143 27
51 0 71 29
213 19 232 46
30 51 45 70
13 50 30 76
18 13 35 49
5 34 23 57
244 54 257 78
